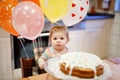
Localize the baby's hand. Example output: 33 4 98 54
51 54 55 58
48 54 55 58
39 62 45 69
45 49 55 58
38 58 46 69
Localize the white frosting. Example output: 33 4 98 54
44 51 112 80
59 52 104 77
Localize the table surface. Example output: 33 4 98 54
20 60 120 80
20 73 60 80
20 78 28 80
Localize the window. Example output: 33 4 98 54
114 0 120 12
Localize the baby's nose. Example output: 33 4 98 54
56 39 61 42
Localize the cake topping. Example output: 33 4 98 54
59 52 104 78
59 52 103 69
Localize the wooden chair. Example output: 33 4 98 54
20 58 36 78
20 47 46 78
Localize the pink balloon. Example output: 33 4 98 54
12 1 44 40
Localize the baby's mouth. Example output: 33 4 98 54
56 44 61 46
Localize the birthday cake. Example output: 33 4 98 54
59 52 104 79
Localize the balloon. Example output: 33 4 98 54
12 1 44 40
39 0 72 23
0 0 19 36
21 0 40 6
62 0 89 26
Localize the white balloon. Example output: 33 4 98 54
62 0 89 26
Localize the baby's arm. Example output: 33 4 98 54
38 57 46 69
38 48 50 69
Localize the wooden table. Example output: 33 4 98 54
20 78 28 80
20 60 120 80
20 73 60 80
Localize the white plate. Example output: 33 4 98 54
43 57 112 80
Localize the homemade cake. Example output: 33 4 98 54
59 52 104 79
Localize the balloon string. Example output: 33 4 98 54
38 37 42 48
40 37 42 47
32 40 36 49
38 37 41 47
19 38 29 59
35 40 38 48
33 40 37 48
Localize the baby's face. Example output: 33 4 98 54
51 32 68 50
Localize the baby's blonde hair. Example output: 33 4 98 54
49 26 69 42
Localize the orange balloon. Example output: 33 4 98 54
21 0 40 6
0 0 19 36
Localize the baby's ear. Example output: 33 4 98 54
67 38 69 42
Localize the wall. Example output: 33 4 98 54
109 13 120 58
